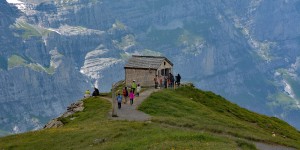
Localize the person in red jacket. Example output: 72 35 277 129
129 89 135 105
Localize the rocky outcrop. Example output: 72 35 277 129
61 100 84 118
43 119 63 129
44 100 84 129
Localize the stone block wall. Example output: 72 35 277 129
125 68 156 87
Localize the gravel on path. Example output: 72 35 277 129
255 142 296 150
106 88 159 121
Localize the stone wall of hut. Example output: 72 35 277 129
125 68 157 87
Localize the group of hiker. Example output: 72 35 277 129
83 73 181 110
154 73 181 89
116 73 182 109
117 80 141 109
82 81 141 110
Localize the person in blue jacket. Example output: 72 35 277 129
116 93 123 109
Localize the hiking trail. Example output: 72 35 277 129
103 88 159 121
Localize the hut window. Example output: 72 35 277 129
164 62 166 65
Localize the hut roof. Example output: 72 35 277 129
124 55 173 69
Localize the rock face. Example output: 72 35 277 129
43 119 63 129
44 100 84 129
1 0 300 134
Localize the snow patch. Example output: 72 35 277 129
6 0 27 11
6 0 22 4
283 80 296 99
80 57 122 79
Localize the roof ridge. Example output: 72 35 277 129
132 55 166 58
125 55 173 69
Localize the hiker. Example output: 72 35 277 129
169 73 174 88
175 73 181 86
131 80 137 94
159 77 163 88
116 93 123 109
92 87 100 96
129 89 135 105
84 90 90 98
164 76 168 88
154 75 158 89
122 87 128 104
136 84 141 97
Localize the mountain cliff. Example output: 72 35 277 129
1 0 300 134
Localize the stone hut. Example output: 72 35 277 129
124 55 173 87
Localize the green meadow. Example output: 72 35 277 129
1 86 299 150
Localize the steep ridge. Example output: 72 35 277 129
0 86 299 149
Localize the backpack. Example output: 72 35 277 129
123 89 128 96
117 96 122 102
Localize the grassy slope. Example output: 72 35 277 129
0 87 299 149
140 87 300 148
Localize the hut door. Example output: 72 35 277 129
165 69 169 75
161 69 170 76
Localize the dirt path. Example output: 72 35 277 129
104 88 159 121
254 142 296 150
